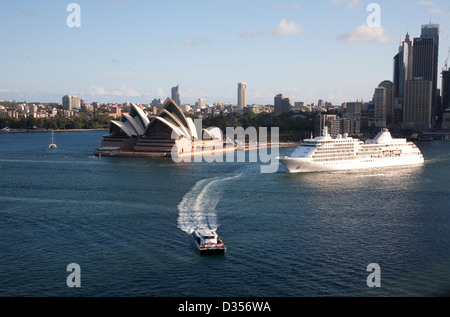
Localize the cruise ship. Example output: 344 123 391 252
278 128 424 173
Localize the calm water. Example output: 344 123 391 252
1 131 450 297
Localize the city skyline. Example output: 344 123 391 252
1 0 450 105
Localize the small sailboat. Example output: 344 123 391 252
48 130 57 149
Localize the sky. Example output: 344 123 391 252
1 0 450 106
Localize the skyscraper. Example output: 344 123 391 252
62 95 80 111
393 33 413 107
238 82 247 110
442 70 450 111
374 87 387 128
412 24 439 125
274 94 291 113
197 98 206 110
343 101 361 135
373 81 395 128
315 114 339 138
171 85 181 106
403 79 432 130
442 70 450 128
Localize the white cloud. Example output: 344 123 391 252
179 36 209 46
429 5 450 15
430 6 450 15
180 38 195 46
240 18 302 40
108 0 121 7
327 89 345 102
156 87 165 97
271 19 303 37
112 86 141 97
15 8 36 16
337 24 390 44
239 31 254 38
86 85 165 100
86 85 107 96
418 0 450 15
347 0 361 9
183 88 208 100
99 70 165 79
147 87 165 98
293 3 302 11
418 0 434 6
330 0 361 9
274 1 302 11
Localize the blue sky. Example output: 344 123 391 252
1 0 450 105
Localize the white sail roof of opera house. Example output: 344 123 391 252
145 98 221 141
203 127 223 140
144 98 209 141
109 103 150 138
109 98 221 142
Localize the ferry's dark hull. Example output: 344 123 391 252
197 246 227 255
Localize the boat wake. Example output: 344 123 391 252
177 174 242 234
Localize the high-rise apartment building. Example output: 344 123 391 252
171 85 181 106
151 99 162 108
197 98 206 110
274 94 291 113
238 82 247 110
62 95 80 111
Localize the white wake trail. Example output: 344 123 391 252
177 174 242 234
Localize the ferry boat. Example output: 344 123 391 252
278 128 424 173
191 229 227 255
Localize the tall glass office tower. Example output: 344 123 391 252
413 24 440 125
171 85 181 107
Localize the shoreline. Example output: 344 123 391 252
0 128 108 134
94 142 299 158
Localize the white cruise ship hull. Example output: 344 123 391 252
279 129 425 173
279 155 424 173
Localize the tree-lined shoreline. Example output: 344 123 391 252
1 111 315 140
0 114 112 131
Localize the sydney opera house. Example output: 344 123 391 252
94 98 230 158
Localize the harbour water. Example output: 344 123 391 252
1 130 450 297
